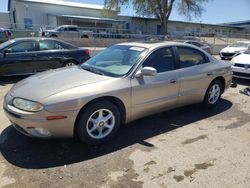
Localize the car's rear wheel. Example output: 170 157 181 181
203 80 222 108
65 60 77 67
76 101 121 145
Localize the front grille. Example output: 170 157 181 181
233 71 250 78
234 63 245 68
221 52 235 57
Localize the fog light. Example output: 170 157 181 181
30 127 51 137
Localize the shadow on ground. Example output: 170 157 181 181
0 99 232 169
234 78 250 87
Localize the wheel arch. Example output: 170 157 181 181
74 96 126 137
212 76 225 93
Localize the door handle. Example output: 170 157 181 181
170 79 177 84
207 72 213 76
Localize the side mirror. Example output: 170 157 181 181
135 67 157 77
3 49 11 57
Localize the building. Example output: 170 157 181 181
7 0 124 32
120 16 245 36
223 20 250 33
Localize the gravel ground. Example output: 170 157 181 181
0 74 250 188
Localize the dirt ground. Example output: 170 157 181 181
0 75 250 188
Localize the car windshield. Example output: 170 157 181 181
230 42 249 48
0 40 15 50
81 45 148 77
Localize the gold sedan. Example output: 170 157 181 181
3 41 232 144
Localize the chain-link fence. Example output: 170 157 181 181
1 23 250 54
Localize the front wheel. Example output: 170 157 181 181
203 80 222 108
76 101 121 145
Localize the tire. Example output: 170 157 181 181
81 35 89 38
203 80 223 108
50 34 57 38
221 57 225 60
76 101 121 145
64 60 77 67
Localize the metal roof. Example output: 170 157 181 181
59 15 125 23
20 0 105 10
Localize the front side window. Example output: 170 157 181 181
8 41 36 53
39 40 66 50
143 47 175 73
177 47 208 68
81 45 147 77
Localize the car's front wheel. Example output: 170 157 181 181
76 101 121 144
203 80 223 108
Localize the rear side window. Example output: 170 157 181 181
39 40 66 50
176 47 208 68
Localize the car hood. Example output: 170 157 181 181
232 54 250 65
10 66 112 101
221 46 247 53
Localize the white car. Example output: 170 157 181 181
231 49 250 79
220 41 250 60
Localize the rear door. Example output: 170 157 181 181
35 40 66 71
1 40 37 75
174 46 216 105
131 47 180 120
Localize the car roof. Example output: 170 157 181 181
10 37 64 42
116 41 199 49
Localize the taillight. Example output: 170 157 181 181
84 49 90 57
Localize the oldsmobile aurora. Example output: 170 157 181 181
3 42 232 144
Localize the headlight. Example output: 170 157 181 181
12 98 43 112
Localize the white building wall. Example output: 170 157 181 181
0 12 11 28
10 0 114 29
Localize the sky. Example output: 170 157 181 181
0 0 250 24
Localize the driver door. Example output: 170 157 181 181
1 40 38 75
131 47 180 120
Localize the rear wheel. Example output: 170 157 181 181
76 101 121 145
64 60 77 67
203 80 222 108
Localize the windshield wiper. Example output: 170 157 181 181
82 66 104 75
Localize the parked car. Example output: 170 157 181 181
231 49 250 79
43 25 93 39
184 40 212 54
0 37 90 76
3 41 232 144
220 41 250 60
0 28 12 41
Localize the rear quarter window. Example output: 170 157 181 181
176 47 209 68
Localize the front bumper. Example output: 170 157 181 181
3 92 78 138
220 52 236 59
232 66 250 79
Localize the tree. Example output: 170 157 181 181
104 0 210 34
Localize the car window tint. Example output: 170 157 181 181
177 47 208 68
9 41 36 53
192 42 202 47
68 27 77 31
143 47 175 73
39 40 66 50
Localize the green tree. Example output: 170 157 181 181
104 0 210 34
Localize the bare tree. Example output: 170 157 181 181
104 0 210 34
